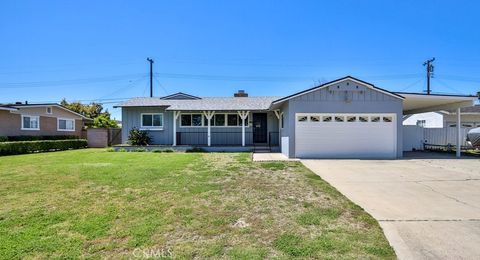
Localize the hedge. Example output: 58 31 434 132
0 139 88 156
0 135 80 142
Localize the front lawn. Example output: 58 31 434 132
0 149 394 259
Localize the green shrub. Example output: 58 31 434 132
0 139 87 156
127 128 151 146
0 135 79 142
186 147 207 153
106 148 115 152
118 148 127 152
130 148 147 152
152 148 175 153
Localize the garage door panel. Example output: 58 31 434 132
295 114 396 158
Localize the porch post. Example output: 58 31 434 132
238 111 249 146
172 111 181 146
273 110 282 146
203 111 215 146
456 107 461 158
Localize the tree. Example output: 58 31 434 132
93 114 118 128
61 99 106 119
61 99 118 128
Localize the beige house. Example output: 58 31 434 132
0 103 90 137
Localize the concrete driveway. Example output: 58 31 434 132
302 153 480 259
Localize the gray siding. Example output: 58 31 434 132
283 79 403 158
121 108 278 145
122 107 174 145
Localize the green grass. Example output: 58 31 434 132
0 149 395 259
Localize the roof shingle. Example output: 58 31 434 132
116 96 281 111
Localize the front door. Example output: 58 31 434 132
253 113 267 143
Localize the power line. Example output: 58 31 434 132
0 73 147 88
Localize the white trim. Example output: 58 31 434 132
140 113 164 130
21 115 40 130
272 77 404 105
0 107 17 111
57 117 75 132
172 111 181 146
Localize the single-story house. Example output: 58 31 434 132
0 102 91 137
403 105 480 128
116 76 477 159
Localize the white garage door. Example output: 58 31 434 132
295 113 397 158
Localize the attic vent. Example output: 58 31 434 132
234 90 248 97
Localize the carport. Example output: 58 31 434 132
398 92 477 157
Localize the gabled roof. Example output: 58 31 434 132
115 96 280 111
160 92 201 100
0 105 18 111
2 103 91 120
271 76 405 105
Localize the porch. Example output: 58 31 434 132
171 110 281 149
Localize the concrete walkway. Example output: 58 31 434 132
302 156 480 259
252 153 299 162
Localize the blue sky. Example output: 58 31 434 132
1 0 479 119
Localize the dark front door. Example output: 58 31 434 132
253 113 267 143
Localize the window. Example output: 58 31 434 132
383 116 393 123
21 115 40 130
141 113 163 129
227 114 238 126
181 114 205 127
416 120 426 127
346 116 357 122
322 116 332 122
462 123 474 128
214 114 225 126
181 114 192 126
281 114 284 128
297 116 308 122
192 114 202 126
371 116 381 122
310 116 320 122
358 116 368 122
46 107 52 114
334 116 344 122
58 118 75 131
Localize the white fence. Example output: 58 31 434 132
403 125 473 151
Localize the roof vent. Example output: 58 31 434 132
234 90 248 97
15 101 22 105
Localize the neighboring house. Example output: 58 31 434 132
441 105 480 128
403 112 444 128
117 76 476 159
0 103 91 137
402 105 480 128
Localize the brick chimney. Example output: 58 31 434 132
234 90 248 97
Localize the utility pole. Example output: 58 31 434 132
147 58 154 97
423 57 435 95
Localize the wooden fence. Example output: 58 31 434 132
87 128 122 148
